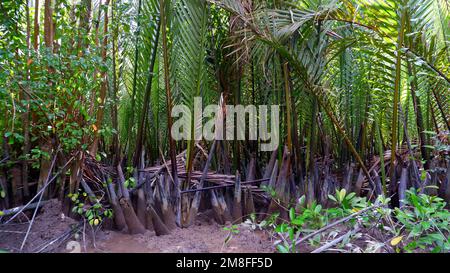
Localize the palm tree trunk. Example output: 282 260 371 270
407 62 429 169
90 0 110 156
111 0 120 166
133 19 160 167
22 0 32 199
160 0 181 225
126 0 142 165
389 7 407 192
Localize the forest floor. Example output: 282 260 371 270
86 222 274 253
0 199 78 252
0 199 275 253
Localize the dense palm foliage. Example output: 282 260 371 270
0 0 448 234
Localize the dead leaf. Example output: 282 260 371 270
390 236 404 246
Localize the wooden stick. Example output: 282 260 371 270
4 153 77 224
232 172 242 223
263 150 278 183
311 227 361 253
210 189 224 225
180 178 269 194
0 200 50 217
131 169 162 192
106 181 127 231
217 191 232 223
80 178 96 202
398 167 408 208
185 140 217 227
158 174 176 230
268 160 278 188
244 188 256 216
21 151 58 251
354 169 365 197
147 204 170 236
117 164 146 234
295 203 381 246
136 188 147 228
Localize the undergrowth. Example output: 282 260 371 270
225 188 450 253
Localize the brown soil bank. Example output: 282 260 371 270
0 199 78 252
88 223 274 253
0 200 274 253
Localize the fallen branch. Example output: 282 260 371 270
0 200 50 217
0 156 9 164
180 178 269 194
3 152 78 224
32 222 83 253
21 151 59 251
80 178 97 202
311 227 361 253
131 170 161 192
185 140 217 227
295 203 381 246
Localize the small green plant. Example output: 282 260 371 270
124 168 137 189
274 196 329 253
30 148 50 169
273 188 449 253
394 189 450 253
328 189 368 211
273 191 379 253
261 185 277 198
274 220 300 253
4 131 24 145
243 212 279 231
124 177 137 189
68 190 113 226
326 189 371 225
223 224 240 245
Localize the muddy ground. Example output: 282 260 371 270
0 199 276 253
0 199 78 252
